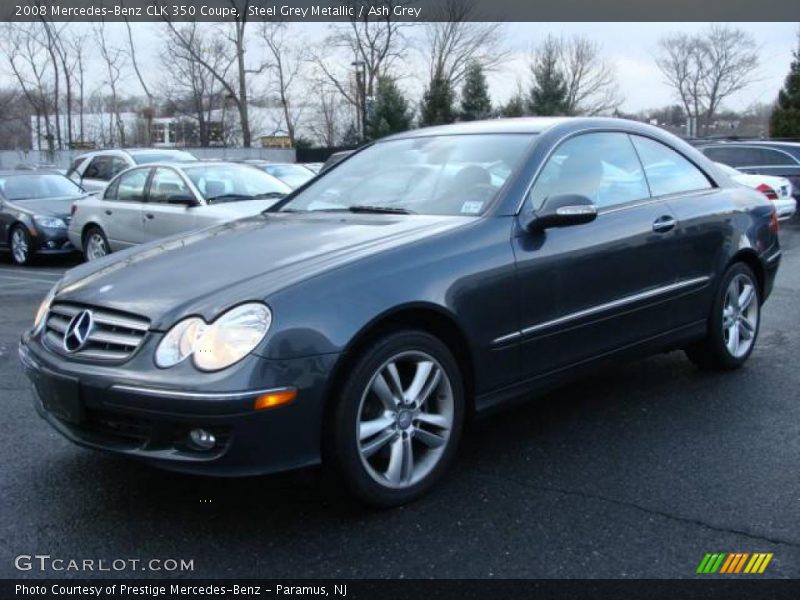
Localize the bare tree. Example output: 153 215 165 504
306 77 350 146
259 21 305 145
423 0 507 87
94 23 128 146
656 25 759 135
655 33 706 134
701 24 760 135
162 22 233 146
165 1 266 147
312 0 413 106
124 18 154 144
65 31 89 143
560 36 622 115
2 23 55 151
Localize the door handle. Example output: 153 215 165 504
145 213 154 220
652 215 677 233
104 210 112 216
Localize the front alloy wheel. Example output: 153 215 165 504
10 226 31 265
328 330 464 507
357 351 454 489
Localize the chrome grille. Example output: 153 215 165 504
43 303 150 362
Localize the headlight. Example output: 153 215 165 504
33 215 67 229
154 317 205 368
155 303 272 372
33 283 58 332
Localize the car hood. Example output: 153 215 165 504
9 195 82 217
56 212 472 329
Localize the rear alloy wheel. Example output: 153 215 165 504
83 227 110 261
10 225 32 266
328 330 465 507
685 262 760 370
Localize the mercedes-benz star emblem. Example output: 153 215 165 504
63 310 94 353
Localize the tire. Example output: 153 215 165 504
83 226 110 262
326 330 465 507
10 224 33 266
685 262 761 371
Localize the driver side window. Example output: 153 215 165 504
528 132 650 211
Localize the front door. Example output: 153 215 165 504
142 167 199 242
511 131 685 380
101 167 150 249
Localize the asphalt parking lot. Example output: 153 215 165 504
1 222 799 580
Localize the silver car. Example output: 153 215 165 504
66 148 197 194
68 162 292 261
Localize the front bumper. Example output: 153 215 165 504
773 198 797 221
31 225 75 255
19 333 339 476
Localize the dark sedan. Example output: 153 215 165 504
697 141 800 203
0 171 85 265
19 118 780 506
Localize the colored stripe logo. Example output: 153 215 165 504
696 552 773 574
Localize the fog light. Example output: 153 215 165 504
188 428 216 450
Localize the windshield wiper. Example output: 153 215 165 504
252 192 287 199
347 205 415 215
206 193 253 204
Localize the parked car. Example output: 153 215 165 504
15 163 68 175
68 162 292 261
697 141 800 202
714 162 796 221
21 117 780 506
320 150 353 173
0 171 85 265
66 149 197 194
242 161 316 189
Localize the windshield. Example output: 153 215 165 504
261 164 315 188
0 174 83 201
132 151 196 165
277 134 536 216
183 164 292 202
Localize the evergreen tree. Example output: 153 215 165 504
420 75 455 127
528 40 568 116
460 62 492 121
366 76 413 140
501 93 527 118
340 122 361 147
770 34 800 138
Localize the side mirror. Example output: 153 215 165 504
166 193 198 207
523 194 598 232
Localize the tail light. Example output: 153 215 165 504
756 183 779 200
70 204 78 216
769 206 780 234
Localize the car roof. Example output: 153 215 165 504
380 117 688 142
0 169 63 176
76 148 195 159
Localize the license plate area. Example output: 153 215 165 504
35 370 83 425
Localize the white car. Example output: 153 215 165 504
66 148 197 194
715 162 796 221
68 162 292 261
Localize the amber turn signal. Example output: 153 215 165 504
254 389 297 411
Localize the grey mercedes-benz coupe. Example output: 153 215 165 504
20 118 781 506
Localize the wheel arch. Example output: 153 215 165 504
321 303 477 427
729 249 765 298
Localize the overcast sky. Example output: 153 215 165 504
3 21 796 113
